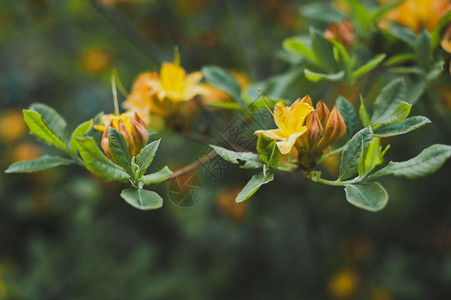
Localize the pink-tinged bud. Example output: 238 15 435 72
130 113 149 157
316 100 330 127
316 106 346 150
101 127 112 160
324 19 355 49
306 111 323 148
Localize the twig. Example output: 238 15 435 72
169 151 217 179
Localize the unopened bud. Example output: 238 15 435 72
324 19 355 49
297 95 313 106
316 106 346 150
316 100 330 127
306 111 323 148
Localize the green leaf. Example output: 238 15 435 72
415 30 432 70
373 101 411 128
352 54 386 79
387 23 416 45
120 188 163 210
108 127 132 175
30 103 68 142
339 127 374 180
70 119 93 156
5 155 74 173
431 11 451 48
371 0 405 21
236 172 274 203
210 145 263 169
371 144 451 179
301 3 344 22
23 110 68 151
304 69 345 82
336 96 359 138
359 96 372 127
358 137 384 176
310 28 339 73
206 102 241 111
344 182 389 212
142 166 173 185
374 116 431 137
201 66 244 106
257 134 280 168
136 139 161 179
282 37 316 62
76 137 130 182
371 78 406 124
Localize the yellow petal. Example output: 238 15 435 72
185 71 203 87
273 102 288 133
289 102 314 132
255 129 285 140
276 129 307 155
160 62 185 93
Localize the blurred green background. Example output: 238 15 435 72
0 0 450 299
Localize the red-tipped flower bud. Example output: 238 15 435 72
297 95 313 106
316 106 346 151
324 19 355 49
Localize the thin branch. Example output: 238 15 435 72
169 151 217 179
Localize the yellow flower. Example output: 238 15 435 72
94 112 148 158
379 0 451 33
255 96 314 155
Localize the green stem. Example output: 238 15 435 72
317 145 345 164
309 171 360 186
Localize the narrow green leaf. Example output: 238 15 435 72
282 37 316 62
70 119 93 156
23 110 68 151
304 69 345 82
136 139 161 179
373 101 411 128
336 96 359 138
359 96 371 127
5 155 74 173
201 66 244 106
210 145 263 169
310 28 339 72
108 127 132 175
415 30 432 70
358 137 384 176
339 127 374 180
206 102 241 111
387 23 416 45
257 134 280 168
371 78 406 124
236 172 274 203
371 144 451 179
30 103 68 142
142 166 173 185
76 137 129 182
352 54 386 79
431 11 451 48
371 0 405 21
345 182 389 212
120 188 163 210
374 116 431 137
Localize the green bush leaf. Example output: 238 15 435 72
236 172 274 203
387 23 416 45
371 144 451 179
359 96 372 127
283 37 316 62
345 182 389 212
201 66 244 106
257 134 280 168
210 145 263 169
108 127 132 175
136 139 161 179
371 78 406 124
373 101 411 128
374 116 431 137
431 11 451 48
23 110 68 151
5 155 74 173
142 166 173 185
30 103 68 142
304 69 345 82
70 119 93 156
358 137 384 177
120 188 163 210
415 31 432 70
76 137 129 182
352 54 386 79
310 28 339 73
339 127 373 180
336 96 359 138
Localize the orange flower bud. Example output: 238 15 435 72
316 106 346 150
316 100 330 127
324 19 355 49
306 111 323 148
297 95 313 106
97 113 149 160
